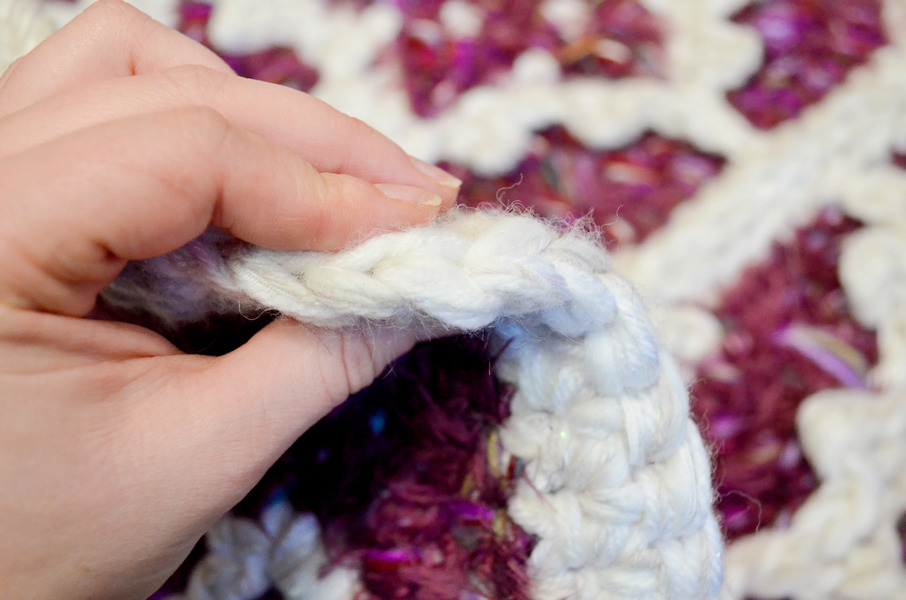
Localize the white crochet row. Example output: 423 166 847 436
102 209 724 599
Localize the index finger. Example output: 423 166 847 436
0 107 444 316
0 63 460 210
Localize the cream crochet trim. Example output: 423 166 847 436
101 209 724 599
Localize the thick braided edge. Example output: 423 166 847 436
102 209 724 599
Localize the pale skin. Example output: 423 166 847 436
0 1 461 598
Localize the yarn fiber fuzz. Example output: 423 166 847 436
100 208 724 600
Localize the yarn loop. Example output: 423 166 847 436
102 209 724 600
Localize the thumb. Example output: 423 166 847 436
144 318 416 510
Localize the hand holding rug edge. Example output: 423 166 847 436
0 0 713 597
0 1 458 598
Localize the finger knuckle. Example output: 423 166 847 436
346 115 375 138
164 105 232 151
291 169 338 243
156 64 232 105
315 332 379 401
0 57 24 90
334 116 376 172
154 106 233 205
84 0 144 26
342 332 381 394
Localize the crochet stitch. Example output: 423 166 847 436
100 209 724 599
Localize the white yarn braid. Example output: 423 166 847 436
103 209 723 599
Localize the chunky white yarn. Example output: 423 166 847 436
101 209 724 600
9 0 906 598
174 500 362 600
0 7 724 590
206 0 906 593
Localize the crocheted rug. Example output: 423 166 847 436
5 0 906 598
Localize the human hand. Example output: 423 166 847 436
0 1 460 598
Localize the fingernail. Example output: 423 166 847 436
410 156 462 189
376 183 442 206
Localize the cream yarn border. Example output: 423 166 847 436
100 209 725 600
